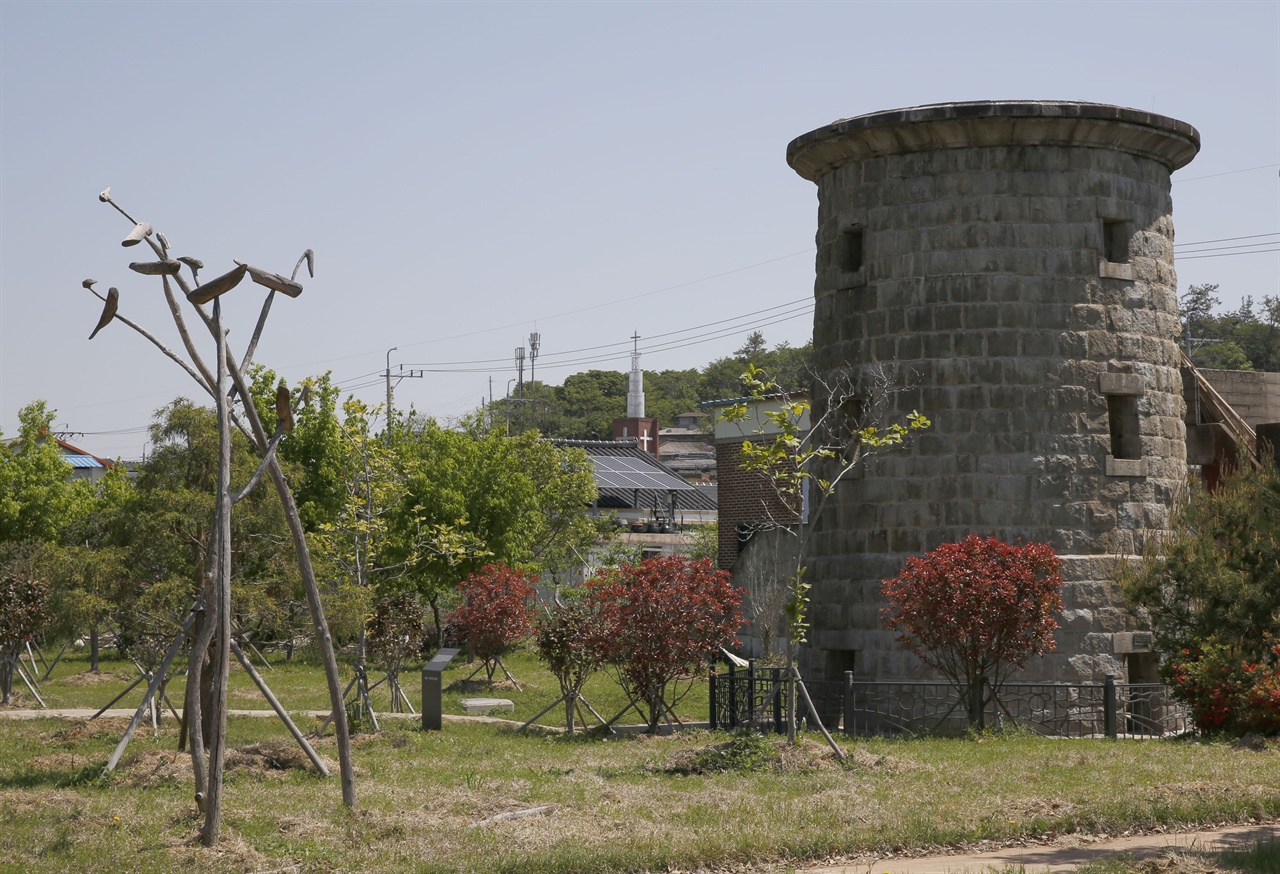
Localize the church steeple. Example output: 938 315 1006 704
612 331 660 457
626 331 645 418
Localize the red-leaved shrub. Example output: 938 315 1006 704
590 556 742 733
451 563 537 683
881 535 1063 725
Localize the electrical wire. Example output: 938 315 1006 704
398 297 813 369
1178 247 1280 261
1173 164 1280 183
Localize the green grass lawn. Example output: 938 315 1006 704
2 652 1278 873
12 648 709 730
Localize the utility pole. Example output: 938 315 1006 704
384 346 423 431
385 346 398 426
515 346 526 392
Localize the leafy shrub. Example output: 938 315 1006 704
367 593 429 675
534 596 609 733
451 563 537 682
0 565 50 704
1169 642 1280 735
881 535 1063 725
692 729 776 773
590 556 742 733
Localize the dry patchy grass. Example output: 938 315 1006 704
1 716 1277 874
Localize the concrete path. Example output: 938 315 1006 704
808 823 1279 873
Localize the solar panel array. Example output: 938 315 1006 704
590 455 692 492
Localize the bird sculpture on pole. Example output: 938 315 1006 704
88 286 118 339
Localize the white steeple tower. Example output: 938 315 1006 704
626 332 645 418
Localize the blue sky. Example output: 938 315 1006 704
1 1 1276 460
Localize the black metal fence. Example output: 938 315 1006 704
709 664 1194 739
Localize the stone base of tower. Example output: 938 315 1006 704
801 554 1147 685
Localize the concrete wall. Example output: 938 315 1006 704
1199 369 1280 428
786 101 1200 684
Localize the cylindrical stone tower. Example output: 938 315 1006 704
786 101 1199 683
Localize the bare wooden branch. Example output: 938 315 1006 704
160 276 218 389
230 640 329 776
232 424 286 504
83 286 213 394
222 349 356 808
103 606 197 774
240 289 276 371
292 248 314 281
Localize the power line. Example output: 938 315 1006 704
1178 232 1278 247
398 297 813 369
1174 164 1280 183
1178 247 1280 261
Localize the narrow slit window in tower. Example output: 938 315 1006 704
1103 218 1131 263
841 227 865 273
1107 394 1142 459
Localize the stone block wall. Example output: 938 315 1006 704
786 101 1200 684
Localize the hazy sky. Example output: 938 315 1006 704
2 1 1276 460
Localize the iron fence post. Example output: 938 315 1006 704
977 677 987 731
727 661 737 730
1104 674 1117 739
709 664 718 730
843 670 854 736
772 667 783 734
747 659 756 732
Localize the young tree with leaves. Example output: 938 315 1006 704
534 595 610 733
719 363 930 743
450 563 537 685
0 401 93 545
366 593 429 713
881 535 1064 727
0 553 49 705
591 555 742 734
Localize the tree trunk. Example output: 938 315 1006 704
428 595 442 648
220 343 355 808
785 638 798 743
89 626 100 672
0 657 12 705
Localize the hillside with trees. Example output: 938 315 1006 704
1181 285 1280 372
491 332 813 437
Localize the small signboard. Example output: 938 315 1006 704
421 647 461 731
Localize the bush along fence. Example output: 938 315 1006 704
709 662 1194 739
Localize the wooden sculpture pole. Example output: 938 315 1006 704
85 190 357 844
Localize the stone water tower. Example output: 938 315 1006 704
785 101 1199 683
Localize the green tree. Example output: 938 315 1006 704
43 485 133 672
391 418 597 635
1181 283 1221 343
117 400 303 653
0 401 93 544
1123 457 1280 667
1180 285 1280 372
